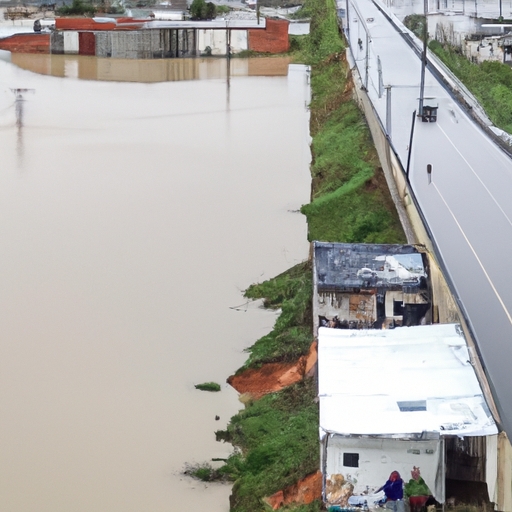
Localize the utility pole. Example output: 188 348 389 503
406 110 417 182
365 32 370 90
418 0 428 117
385 85 392 138
346 0 350 39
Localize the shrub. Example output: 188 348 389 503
241 261 313 369
194 382 221 392
184 462 231 482
429 41 512 132
190 0 216 20
56 0 96 15
403 14 427 40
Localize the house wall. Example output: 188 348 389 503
63 31 79 54
385 290 403 319
197 29 248 55
79 32 96 56
94 30 187 59
498 432 512 512
446 436 486 482
487 434 498 505
248 18 289 53
323 436 444 501
316 291 377 327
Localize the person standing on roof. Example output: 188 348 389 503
377 471 405 512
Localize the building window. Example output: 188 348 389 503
393 300 404 316
343 453 359 467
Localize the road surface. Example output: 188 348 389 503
344 0 512 438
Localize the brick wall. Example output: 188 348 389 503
248 18 289 54
0 34 50 54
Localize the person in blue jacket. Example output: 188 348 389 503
378 471 405 512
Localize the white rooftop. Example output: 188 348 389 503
318 324 498 438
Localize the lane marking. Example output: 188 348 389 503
432 181 512 327
437 122 512 229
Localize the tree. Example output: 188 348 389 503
190 0 206 19
190 0 216 20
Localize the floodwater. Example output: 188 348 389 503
0 55 311 511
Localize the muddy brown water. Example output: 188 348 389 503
0 55 311 511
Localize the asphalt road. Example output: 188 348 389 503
344 0 512 438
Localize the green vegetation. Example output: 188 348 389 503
56 0 96 16
302 86 405 243
429 40 512 133
300 9 405 243
403 14 427 41
56 0 124 15
184 462 231 481
190 0 217 20
216 4 230 14
215 379 320 512
241 261 313 370
194 381 221 392
404 477 431 497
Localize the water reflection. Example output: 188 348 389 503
11 87 34 167
0 56 310 512
11 54 291 82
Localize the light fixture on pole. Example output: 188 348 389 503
418 0 428 117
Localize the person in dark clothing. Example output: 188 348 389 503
378 471 405 512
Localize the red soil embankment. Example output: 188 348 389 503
265 471 323 509
227 341 317 399
227 341 320 509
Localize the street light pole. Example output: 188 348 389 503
418 0 428 117
385 85 392 138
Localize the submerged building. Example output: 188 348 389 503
0 16 291 58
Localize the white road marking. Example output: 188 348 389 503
436 122 512 229
432 181 512 326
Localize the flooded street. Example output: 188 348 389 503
0 56 311 511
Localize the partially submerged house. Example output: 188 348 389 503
0 16 290 57
313 242 503 508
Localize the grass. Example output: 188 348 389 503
184 462 231 482
429 40 512 133
240 261 313 370
301 46 405 244
195 382 221 392
215 379 320 512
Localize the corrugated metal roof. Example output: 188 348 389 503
314 241 426 292
318 324 498 437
